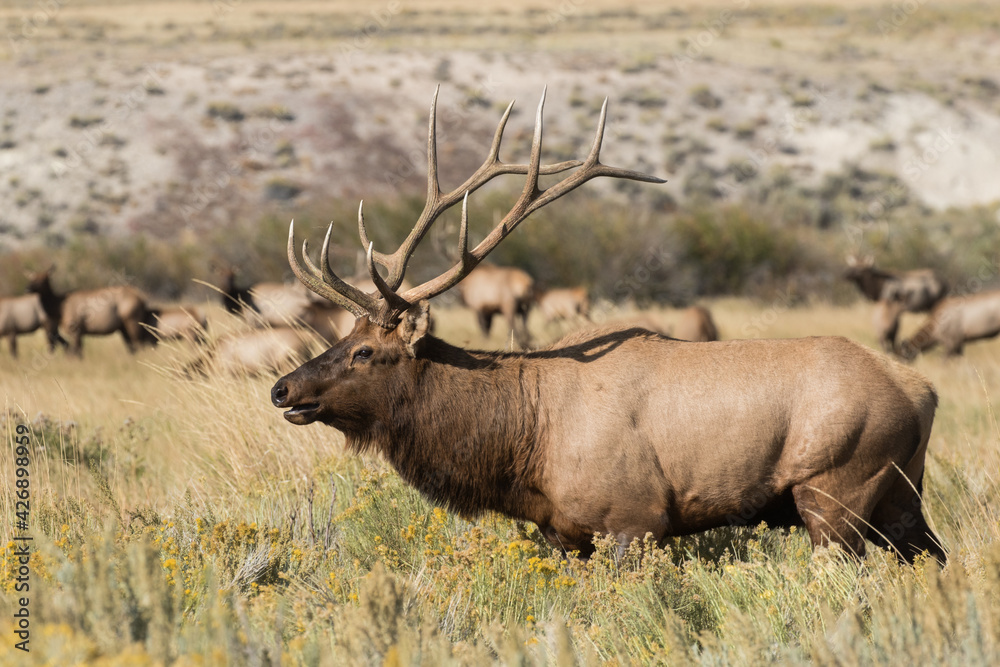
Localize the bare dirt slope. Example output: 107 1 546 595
1 1 998 248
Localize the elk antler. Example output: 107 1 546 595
288 86 665 329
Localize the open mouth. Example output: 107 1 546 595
283 402 320 423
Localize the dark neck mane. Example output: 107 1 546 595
851 268 897 302
33 279 64 321
345 337 543 520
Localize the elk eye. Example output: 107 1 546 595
354 346 373 361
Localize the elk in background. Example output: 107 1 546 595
215 264 311 326
430 216 531 345
673 305 719 342
143 306 209 345
215 265 257 315
216 262 361 336
271 89 943 564
844 255 948 352
536 286 590 328
457 264 535 348
18 268 69 354
186 327 313 376
27 269 149 357
0 291 65 357
898 289 1000 359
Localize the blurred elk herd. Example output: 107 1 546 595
1 258 695 375
5 248 1000 375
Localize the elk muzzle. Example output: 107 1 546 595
271 377 321 425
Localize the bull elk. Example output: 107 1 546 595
270 89 944 564
898 289 1000 359
673 305 718 342
844 255 948 352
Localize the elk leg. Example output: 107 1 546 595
477 311 496 338
68 328 83 357
122 318 145 353
47 325 68 352
869 475 945 564
118 325 137 353
504 304 532 350
792 484 867 559
873 300 903 353
943 340 964 356
8 333 16 358
538 521 596 558
870 497 945 565
791 464 897 560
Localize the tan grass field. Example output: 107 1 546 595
1 300 999 664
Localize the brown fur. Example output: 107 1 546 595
144 306 209 345
188 327 313 376
673 305 719 342
537 287 590 325
58 286 150 356
296 302 354 344
457 264 535 348
899 289 1000 359
272 304 944 564
0 294 56 357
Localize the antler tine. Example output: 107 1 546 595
458 191 471 265
287 90 665 329
522 86 546 201
287 221 373 318
357 200 371 249
365 241 412 312
426 85 442 202
288 221 350 311
515 96 666 218
377 89 585 293
399 91 665 306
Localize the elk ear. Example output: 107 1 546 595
845 254 857 267
397 300 431 357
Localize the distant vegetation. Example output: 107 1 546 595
2 179 997 309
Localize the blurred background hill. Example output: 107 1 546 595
1 0 998 304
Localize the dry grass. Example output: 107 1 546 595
0 299 998 664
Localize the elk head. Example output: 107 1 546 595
271 87 664 432
25 265 55 295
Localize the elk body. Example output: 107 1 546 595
217 266 313 326
26 269 147 357
899 289 1000 359
144 306 209 345
270 89 944 564
537 286 590 326
276 314 942 562
188 327 313 376
0 293 63 357
458 264 535 348
58 286 150 356
673 305 718 342
844 256 948 352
